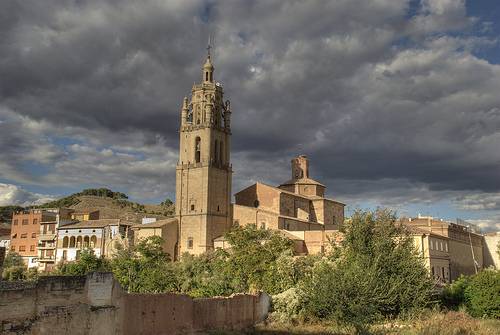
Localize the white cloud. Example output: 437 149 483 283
0 183 54 206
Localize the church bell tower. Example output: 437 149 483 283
175 47 232 255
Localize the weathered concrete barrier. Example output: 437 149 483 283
0 272 270 335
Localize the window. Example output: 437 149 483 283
191 204 195 211
33 218 38 225
445 242 448 252
260 222 266 230
217 205 220 212
13 219 18 225
442 267 445 279
30 245 35 252
31 233 36 238
233 220 239 227
195 137 201 163
19 245 26 252
63 236 69 248
83 236 90 248
21 233 27 238
62 250 67 261
10 246 15 251
440 241 443 251
76 250 81 260
11 233 17 239
69 236 76 248
187 237 194 249
430 240 434 250
90 235 97 248
22 219 28 225
431 266 435 276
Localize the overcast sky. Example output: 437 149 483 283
1 0 499 231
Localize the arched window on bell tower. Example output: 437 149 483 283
195 137 201 163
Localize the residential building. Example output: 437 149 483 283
402 216 484 281
37 208 74 272
0 235 10 250
70 210 99 221
410 226 451 284
10 210 42 268
131 218 178 260
56 219 133 262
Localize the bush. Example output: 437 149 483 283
300 209 434 332
112 236 179 293
2 266 38 281
464 269 500 319
271 287 305 323
441 275 471 310
57 249 110 276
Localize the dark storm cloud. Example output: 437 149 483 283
0 0 500 210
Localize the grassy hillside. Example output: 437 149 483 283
0 188 175 224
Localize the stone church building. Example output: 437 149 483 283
172 50 344 257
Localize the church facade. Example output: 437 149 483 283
175 51 344 256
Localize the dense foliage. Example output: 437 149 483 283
297 210 434 331
1 252 38 281
441 270 500 319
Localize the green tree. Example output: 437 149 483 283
3 252 24 268
464 269 500 318
441 275 471 310
111 236 178 293
57 249 110 275
301 209 433 333
223 225 294 293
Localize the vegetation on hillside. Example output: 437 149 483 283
0 188 175 218
37 188 128 208
0 205 24 223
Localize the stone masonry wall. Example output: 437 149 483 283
0 272 270 335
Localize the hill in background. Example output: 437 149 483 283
0 188 175 224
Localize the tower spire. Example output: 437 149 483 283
203 35 214 83
207 35 212 58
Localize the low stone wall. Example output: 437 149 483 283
0 272 270 335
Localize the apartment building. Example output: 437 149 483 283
10 210 42 268
37 208 74 272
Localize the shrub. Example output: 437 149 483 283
271 287 305 323
57 249 110 276
464 269 500 319
441 275 471 310
300 209 433 332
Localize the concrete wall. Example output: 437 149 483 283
0 272 270 335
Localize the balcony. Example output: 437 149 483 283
38 233 56 241
38 255 56 262
37 243 56 250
